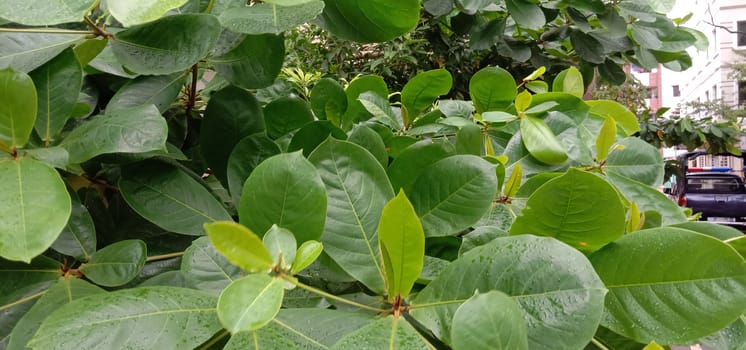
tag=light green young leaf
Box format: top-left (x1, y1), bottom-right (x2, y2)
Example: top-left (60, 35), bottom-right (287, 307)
top-left (0, 157), bottom-right (70, 262)
top-left (217, 274), bottom-right (284, 333)
top-left (520, 116), bottom-right (568, 164)
top-left (378, 190), bottom-right (425, 302)
top-left (451, 291), bottom-right (529, 350)
top-left (0, 67), bottom-right (36, 149)
top-left (514, 90), bottom-right (532, 112)
top-left (205, 221), bottom-right (274, 273)
top-left (291, 240), bottom-right (323, 274)
top-left (587, 100), bottom-right (641, 135)
top-left (523, 66), bottom-right (546, 81)
top-left (79, 240), bottom-right (147, 287)
top-left (504, 162), bottom-right (522, 198)
top-left (263, 225), bottom-right (297, 269)
top-left (107, 0), bottom-right (189, 26)
top-left (595, 116), bottom-right (617, 163)
top-left (28, 286), bottom-right (220, 350)
top-left (590, 228), bottom-right (746, 344)
top-left (553, 66), bottom-right (584, 98)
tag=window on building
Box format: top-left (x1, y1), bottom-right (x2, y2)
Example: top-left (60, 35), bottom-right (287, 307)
top-left (647, 87), bottom-right (659, 99)
top-left (712, 85), bottom-right (717, 100)
top-left (720, 156), bottom-right (730, 167)
top-left (673, 85), bottom-right (680, 97)
top-left (739, 81), bottom-right (746, 107)
top-left (706, 90), bottom-right (710, 101)
top-left (738, 21), bottom-right (746, 47)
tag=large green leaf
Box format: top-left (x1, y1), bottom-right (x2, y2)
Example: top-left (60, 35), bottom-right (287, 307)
top-left (590, 227), bottom-right (746, 344)
top-left (570, 30), bottom-right (605, 64)
top-left (119, 160), bottom-right (233, 236)
top-left (201, 85), bottom-right (265, 185)
top-left (7, 277), bottom-right (104, 350)
top-left (343, 75), bottom-right (389, 130)
top-left (401, 69), bottom-right (453, 119)
top-left (28, 286), bottom-right (220, 350)
top-left (699, 316), bottom-right (746, 350)
top-left (224, 308), bottom-right (375, 349)
top-left (310, 78), bottom-right (347, 124)
top-left (106, 72), bottom-right (186, 113)
top-left (287, 120), bottom-right (347, 156)
top-left (79, 240), bottom-right (147, 287)
top-left (409, 155), bottom-right (497, 237)
top-left (210, 33), bottom-right (285, 90)
top-left (226, 134), bottom-right (281, 206)
top-left (0, 67), bottom-right (36, 149)
top-left (348, 124), bottom-right (388, 168)
top-left (51, 191), bottom-right (96, 260)
top-left (378, 190), bottom-right (425, 302)
top-left (308, 139), bottom-right (393, 294)
top-left (520, 116), bottom-right (568, 164)
top-left (107, 0), bottom-right (189, 26)
top-left (451, 291), bottom-right (529, 350)
top-left (263, 96), bottom-right (314, 139)
top-left (412, 235), bottom-right (607, 349)
top-left (111, 14), bottom-right (221, 75)
top-left (217, 274), bottom-right (284, 333)
top-left (510, 168), bottom-right (626, 252)
top-left (605, 137), bottom-right (664, 187)
top-left (60, 105), bottom-right (167, 164)
top-left (181, 236), bottom-right (242, 295)
top-left (330, 316), bottom-right (429, 349)
top-left (469, 66), bottom-right (517, 114)
top-left (606, 172), bottom-right (688, 225)
top-left (218, 1), bottom-right (325, 34)
top-left (29, 48), bottom-right (81, 145)
top-left (586, 100), bottom-right (641, 136)
top-left (387, 138), bottom-right (456, 193)
top-left (318, 0), bottom-right (420, 43)
top-left (0, 0), bottom-right (95, 25)
top-left (240, 152), bottom-right (327, 243)
top-left (552, 67), bottom-right (585, 98)
top-left (671, 221), bottom-right (743, 241)
top-left (0, 157), bottom-right (70, 262)
top-left (0, 33), bottom-right (84, 73)
top-left (506, 0), bottom-right (545, 30)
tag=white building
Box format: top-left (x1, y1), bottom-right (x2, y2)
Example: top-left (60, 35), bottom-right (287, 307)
top-left (661, 0), bottom-right (746, 171)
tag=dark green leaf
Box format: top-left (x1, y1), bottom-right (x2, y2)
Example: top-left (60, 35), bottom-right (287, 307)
top-left (318, 0), bottom-right (420, 43)
top-left (343, 75), bottom-right (389, 130)
top-left (506, 0), bottom-right (545, 30)
top-left (119, 160), bottom-right (233, 236)
top-left (210, 33), bottom-right (285, 89)
top-left (451, 291), bottom-right (529, 350)
top-left (605, 137), bottom-right (664, 187)
top-left (226, 134), bottom-right (281, 207)
top-left (79, 240), bottom-right (146, 287)
top-left (0, 157), bottom-right (70, 262)
top-left (51, 191), bottom-right (96, 260)
top-left (606, 172), bottom-right (688, 225)
top-left (455, 124), bottom-right (482, 156)
top-left (590, 227), bottom-right (746, 344)
top-left (387, 139), bottom-right (456, 194)
top-left (469, 66), bottom-right (517, 114)
top-left (287, 120), bottom-right (347, 156)
top-left (401, 69), bottom-right (452, 118)
top-left (0, 33), bottom-right (84, 73)
top-left (0, 67), bottom-right (36, 149)
top-left (29, 49), bottom-right (81, 145)
top-left (310, 78), bottom-right (347, 124)
top-left (458, 226), bottom-right (508, 256)
top-left (111, 14), bottom-right (221, 75)
top-left (348, 124), bottom-right (388, 168)
top-left (28, 286), bottom-right (220, 350)
top-left (217, 274), bottom-right (284, 333)
top-left (181, 236), bottom-right (242, 295)
top-left (107, 72), bottom-right (186, 113)
top-left (219, 1), bottom-right (325, 34)
top-left (240, 152), bottom-right (327, 243)
top-left (264, 96), bottom-right (314, 139)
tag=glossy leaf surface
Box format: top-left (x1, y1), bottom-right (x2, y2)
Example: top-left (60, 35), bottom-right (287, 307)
top-left (0, 0), bottom-right (95, 25)
top-left (226, 134), bottom-right (281, 207)
top-left (330, 316), bottom-right (429, 349)
top-left (51, 192), bottom-right (96, 260)
top-left (219, 2), bottom-right (325, 34)
top-left (469, 66), bottom-right (517, 113)
top-left (378, 190), bottom-right (424, 301)
top-left (217, 274), bottom-right (284, 333)
top-left (0, 33), bottom-right (84, 73)
top-left (205, 221), bottom-right (273, 273)
top-left (106, 72), bottom-right (186, 113)
top-left (0, 67), bottom-right (36, 149)
top-left (29, 49), bottom-right (81, 145)
top-left (210, 33), bottom-right (285, 89)
top-left (401, 69), bottom-right (452, 117)
top-left (79, 240), bottom-right (147, 287)
top-left (520, 116), bottom-right (568, 164)
top-left (318, 0), bottom-right (420, 43)
top-left (451, 291), bottom-right (529, 350)
top-left (108, 0), bottom-right (189, 26)
top-left (181, 236), bottom-right (242, 295)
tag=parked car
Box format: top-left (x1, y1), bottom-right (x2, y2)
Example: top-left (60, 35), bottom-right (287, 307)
top-left (678, 172), bottom-right (746, 221)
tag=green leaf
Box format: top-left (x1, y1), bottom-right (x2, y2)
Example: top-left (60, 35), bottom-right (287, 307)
top-left (357, 91), bottom-right (400, 130)
top-left (0, 0), bottom-right (95, 25)
top-left (0, 33), bottom-right (84, 73)
top-left (264, 96), bottom-right (314, 139)
top-left (205, 221), bottom-right (274, 273)
top-left (7, 277), bottom-right (104, 350)
top-left (308, 139), bottom-right (393, 294)
top-left (671, 221), bottom-right (743, 241)
top-left (330, 316), bottom-right (429, 350)
top-left (482, 111), bottom-right (518, 123)
top-left (378, 190), bottom-right (425, 302)
top-left (0, 67), bottom-right (36, 149)
top-left (291, 240), bottom-right (323, 274)
top-left (224, 308), bottom-right (375, 349)
top-left (728, 236), bottom-right (746, 260)
top-left (29, 48), bottom-right (81, 145)
top-left (520, 116), bottom-right (568, 164)
top-left (570, 30), bottom-right (605, 64)
top-left (310, 78), bottom-right (348, 124)
top-left (210, 33), bottom-right (285, 89)
top-left (506, 0), bottom-right (545, 30)
top-left (514, 90), bottom-right (532, 112)
top-left (107, 72), bottom-right (186, 113)
top-left (79, 240), bottom-right (147, 287)
top-left (504, 162), bottom-right (522, 198)
top-left (401, 69), bottom-right (452, 118)
top-left (590, 227), bottom-right (746, 344)
top-left (451, 291), bottom-right (529, 350)
top-left (28, 286), bottom-right (220, 350)
top-left (263, 225), bottom-right (297, 269)
top-left (455, 124), bottom-right (482, 156)
top-left (0, 157), bottom-right (70, 262)
top-left (240, 151), bottom-right (327, 243)
top-left (586, 100), bottom-right (641, 135)
top-left (219, 1), bottom-right (325, 34)
top-left (412, 235), bottom-right (607, 349)
top-left (217, 274), bottom-right (284, 333)
top-left (605, 137), bottom-right (664, 187)
top-left (107, 0), bottom-right (189, 26)
top-left (469, 66), bottom-right (517, 114)
top-left (595, 116), bottom-right (617, 163)
top-left (343, 75), bottom-right (389, 130)
top-left (598, 58), bottom-right (628, 85)
top-left (51, 191), bottom-right (96, 260)
top-left (61, 105), bottom-right (167, 164)
top-left (181, 236), bottom-right (242, 295)
top-left (511, 168), bottom-right (626, 252)
top-left (387, 138), bottom-right (455, 194)
top-left (553, 67), bottom-right (584, 98)
top-left (111, 14), bottom-right (221, 75)
top-left (226, 134), bottom-right (281, 207)
top-left (119, 160), bottom-right (233, 235)
top-left (458, 226), bottom-right (508, 256)
top-left (699, 316), bottom-right (746, 350)
top-left (318, 0), bottom-right (420, 43)
top-left (348, 124), bottom-right (388, 168)
top-left (410, 155), bottom-right (498, 237)
top-left (201, 85), bottom-right (265, 185)
top-left (287, 120), bottom-right (347, 156)
top-left (606, 172), bottom-right (688, 225)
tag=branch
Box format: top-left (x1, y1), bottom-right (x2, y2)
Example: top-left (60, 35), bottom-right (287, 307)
top-left (704, 3), bottom-right (746, 35)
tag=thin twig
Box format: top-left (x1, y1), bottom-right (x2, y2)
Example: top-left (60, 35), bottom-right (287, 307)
top-left (84, 16), bottom-right (112, 38)
top-left (0, 27), bottom-right (95, 35)
top-left (283, 276), bottom-right (388, 313)
top-left (0, 290), bottom-right (48, 312)
top-left (146, 252), bottom-right (185, 262)
top-left (186, 64), bottom-right (199, 117)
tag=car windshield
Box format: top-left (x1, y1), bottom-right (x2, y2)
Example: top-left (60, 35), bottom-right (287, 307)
top-left (686, 176), bottom-right (743, 194)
